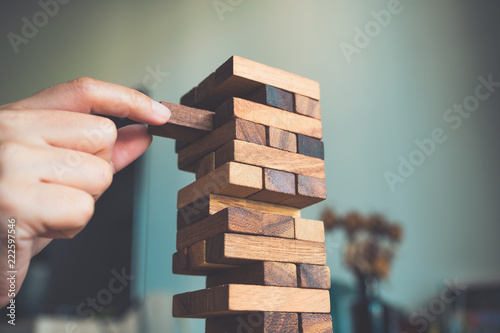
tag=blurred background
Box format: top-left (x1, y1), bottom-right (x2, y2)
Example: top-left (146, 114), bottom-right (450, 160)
top-left (1, 0), bottom-right (499, 332)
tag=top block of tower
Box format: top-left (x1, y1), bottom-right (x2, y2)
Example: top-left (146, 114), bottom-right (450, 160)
top-left (180, 56), bottom-right (320, 110)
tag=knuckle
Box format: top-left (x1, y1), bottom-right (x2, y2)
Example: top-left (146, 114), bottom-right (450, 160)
top-left (97, 161), bottom-right (114, 191)
top-left (68, 77), bottom-right (97, 96)
top-left (72, 194), bottom-right (95, 230)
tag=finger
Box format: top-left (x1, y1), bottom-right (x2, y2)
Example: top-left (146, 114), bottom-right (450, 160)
top-left (111, 124), bottom-right (152, 173)
top-left (2, 182), bottom-right (95, 239)
top-left (2, 77), bottom-right (171, 125)
top-left (0, 141), bottom-right (113, 199)
top-left (0, 109), bottom-right (117, 161)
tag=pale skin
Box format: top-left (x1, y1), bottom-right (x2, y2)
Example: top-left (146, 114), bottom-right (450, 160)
top-left (0, 77), bottom-right (171, 307)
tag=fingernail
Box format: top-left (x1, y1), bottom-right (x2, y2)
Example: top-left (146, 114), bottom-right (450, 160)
top-left (152, 100), bottom-right (171, 122)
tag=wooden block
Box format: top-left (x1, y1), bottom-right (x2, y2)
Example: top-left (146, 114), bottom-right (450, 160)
top-left (178, 118), bottom-right (266, 172)
top-left (246, 85), bottom-right (294, 112)
top-left (207, 262), bottom-right (297, 288)
top-left (177, 207), bottom-right (294, 250)
top-left (295, 94), bottom-right (322, 119)
top-left (206, 312), bottom-right (299, 333)
top-left (300, 313), bottom-right (333, 332)
top-left (298, 134), bottom-right (324, 160)
top-left (172, 292), bottom-right (190, 317)
top-left (173, 284), bottom-right (330, 318)
top-left (268, 127), bottom-right (297, 153)
top-left (196, 152), bottom-right (216, 180)
top-left (295, 218), bottom-right (325, 242)
top-left (180, 87), bottom-right (196, 106)
top-left (297, 264), bottom-right (331, 290)
top-left (216, 98), bottom-right (322, 139)
top-left (206, 233), bottom-right (326, 265)
top-left (189, 240), bottom-right (237, 272)
top-left (280, 174), bottom-right (327, 209)
top-left (173, 249), bottom-right (230, 276)
top-left (148, 102), bottom-right (214, 142)
top-left (196, 72), bottom-right (216, 103)
top-left (177, 162), bottom-right (262, 209)
top-left (216, 140), bottom-right (325, 179)
top-left (177, 194), bottom-right (301, 230)
top-left (175, 140), bottom-right (190, 153)
top-left (248, 168), bottom-right (296, 204)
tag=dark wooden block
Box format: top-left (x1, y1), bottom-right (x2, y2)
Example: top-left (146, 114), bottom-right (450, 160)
top-left (280, 174), bottom-right (327, 209)
top-left (206, 312), bottom-right (299, 333)
top-left (298, 134), bottom-right (324, 160)
top-left (172, 292), bottom-right (190, 317)
top-left (246, 85), bottom-right (294, 112)
top-left (196, 152), bottom-right (216, 180)
top-left (268, 127), bottom-right (297, 152)
top-left (297, 264), bottom-right (331, 289)
top-left (248, 168), bottom-right (297, 204)
top-left (295, 94), bottom-right (322, 119)
top-left (180, 87), bottom-right (196, 106)
top-left (175, 140), bottom-right (190, 153)
top-left (206, 261), bottom-right (297, 288)
top-left (178, 118), bottom-right (266, 172)
top-left (300, 313), bottom-right (333, 332)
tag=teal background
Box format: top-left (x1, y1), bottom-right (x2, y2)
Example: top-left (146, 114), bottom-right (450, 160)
top-left (1, 1), bottom-right (500, 332)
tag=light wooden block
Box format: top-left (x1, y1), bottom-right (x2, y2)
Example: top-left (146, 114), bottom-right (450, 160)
top-left (215, 98), bottom-right (322, 139)
top-left (177, 162), bottom-right (262, 209)
top-left (297, 264), bottom-right (331, 290)
top-left (300, 313), bottom-right (333, 332)
top-left (295, 94), bottom-right (322, 119)
top-left (295, 218), bottom-right (325, 243)
top-left (268, 127), bottom-right (297, 153)
top-left (176, 207), bottom-right (294, 250)
top-left (206, 261), bottom-right (297, 288)
top-left (215, 140), bottom-right (325, 179)
top-left (178, 118), bottom-right (266, 172)
top-left (206, 233), bottom-right (326, 265)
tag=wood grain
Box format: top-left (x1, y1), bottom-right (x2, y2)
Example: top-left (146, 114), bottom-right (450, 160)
top-left (248, 168), bottom-right (297, 204)
top-left (177, 194), bottom-right (301, 230)
top-left (178, 118), bottom-right (266, 172)
top-left (206, 312), bottom-right (299, 333)
top-left (206, 233), bottom-right (326, 265)
top-left (297, 264), bottom-right (331, 290)
top-left (206, 261), bottom-right (297, 288)
top-left (295, 218), bottom-right (325, 243)
top-left (176, 207), bottom-right (294, 250)
top-left (295, 94), bottom-right (322, 119)
top-left (215, 98), bottom-right (322, 139)
top-left (300, 313), bottom-right (333, 332)
top-left (173, 284), bottom-right (330, 318)
top-left (177, 162), bottom-right (262, 209)
top-left (189, 240), bottom-right (237, 272)
top-left (267, 127), bottom-right (297, 152)
top-left (196, 152), bottom-right (216, 180)
top-left (298, 134), bottom-right (325, 160)
top-left (281, 174), bottom-right (327, 208)
top-left (148, 102), bottom-right (214, 142)
top-left (215, 140), bottom-right (325, 178)
top-left (172, 249), bottom-right (215, 276)
top-left (246, 85), bottom-right (294, 112)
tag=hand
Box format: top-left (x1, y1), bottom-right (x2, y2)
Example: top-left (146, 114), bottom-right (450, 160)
top-left (0, 77), bottom-right (171, 307)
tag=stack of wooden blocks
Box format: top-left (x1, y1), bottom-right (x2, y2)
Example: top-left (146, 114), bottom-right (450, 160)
top-left (149, 56), bottom-right (333, 332)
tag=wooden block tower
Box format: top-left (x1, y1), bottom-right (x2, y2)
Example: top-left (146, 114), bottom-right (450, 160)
top-left (149, 56), bottom-right (333, 332)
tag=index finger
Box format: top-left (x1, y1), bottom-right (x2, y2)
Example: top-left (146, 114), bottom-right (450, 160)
top-left (1, 77), bottom-right (171, 125)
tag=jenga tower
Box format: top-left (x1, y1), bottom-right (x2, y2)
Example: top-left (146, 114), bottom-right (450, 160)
top-left (149, 56), bottom-right (333, 332)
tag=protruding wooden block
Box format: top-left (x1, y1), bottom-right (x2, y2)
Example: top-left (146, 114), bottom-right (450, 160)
top-left (246, 85), bottom-right (294, 112)
top-left (172, 292), bottom-right (190, 317)
top-left (295, 94), bottom-right (322, 119)
top-left (298, 134), bottom-right (325, 160)
top-left (189, 240), bottom-right (237, 272)
top-left (177, 162), bottom-right (262, 209)
top-left (206, 233), bottom-right (326, 265)
top-left (180, 87), bottom-right (196, 106)
top-left (297, 264), bottom-right (331, 290)
top-left (300, 313), bottom-right (333, 332)
top-left (148, 102), bottom-right (214, 142)
top-left (206, 262), bottom-right (297, 288)
top-left (178, 118), bottom-right (266, 172)
top-left (215, 140), bottom-right (325, 179)
top-left (177, 194), bottom-right (301, 230)
top-left (176, 207), bottom-right (294, 250)
top-left (180, 56), bottom-right (320, 110)
top-left (196, 152), bottom-right (216, 180)
top-left (173, 284), bottom-right (330, 318)
top-left (175, 140), bottom-right (190, 153)
top-left (215, 98), bottom-right (322, 139)
top-left (280, 174), bottom-right (327, 208)
top-left (248, 168), bottom-right (296, 204)
top-left (268, 127), bottom-right (297, 153)
top-left (206, 312), bottom-right (299, 333)
top-left (295, 218), bottom-right (325, 243)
